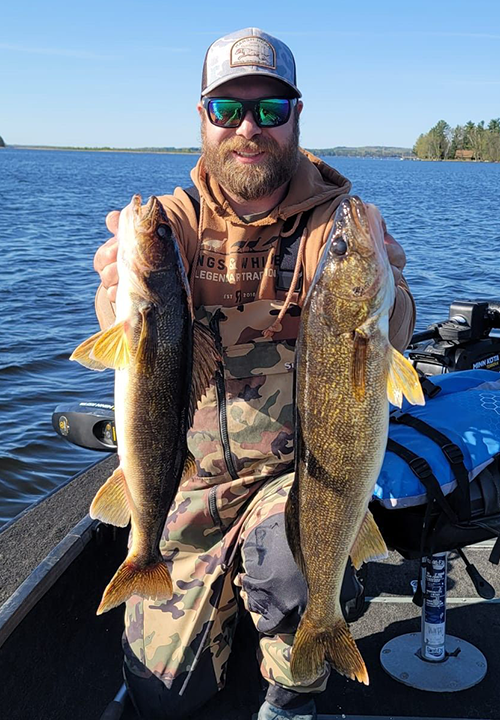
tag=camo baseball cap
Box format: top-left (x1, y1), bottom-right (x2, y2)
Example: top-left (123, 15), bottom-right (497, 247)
top-left (201, 28), bottom-right (301, 98)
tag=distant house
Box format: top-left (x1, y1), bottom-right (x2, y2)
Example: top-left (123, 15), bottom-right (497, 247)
top-left (455, 149), bottom-right (474, 160)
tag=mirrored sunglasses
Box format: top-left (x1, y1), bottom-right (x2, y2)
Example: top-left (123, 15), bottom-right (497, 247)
top-left (202, 97), bottom-right (296, 129)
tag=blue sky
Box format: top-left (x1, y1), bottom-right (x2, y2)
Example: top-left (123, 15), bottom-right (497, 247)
top-left (1, 0), bottom-right (499, 148)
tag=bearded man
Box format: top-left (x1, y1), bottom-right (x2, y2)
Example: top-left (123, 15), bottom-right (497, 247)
top-left (93, 27), bottom-right (415, 720)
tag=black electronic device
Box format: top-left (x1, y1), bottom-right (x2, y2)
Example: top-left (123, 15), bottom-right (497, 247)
top-left (408, 300), bottom-right (500, 376)
top-left (52, 401), bottom-right (117, 451)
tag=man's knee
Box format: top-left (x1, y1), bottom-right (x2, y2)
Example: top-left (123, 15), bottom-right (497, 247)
top-left (241, 513), bottom-right (307, 635)
top-left (241, 513), bottom-right (365, 634)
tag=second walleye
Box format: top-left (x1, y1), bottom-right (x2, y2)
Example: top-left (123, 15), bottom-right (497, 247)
top-left (286, 196), bottom-right (424, 685)
top-left (71, 195), bottom-right (219, 615)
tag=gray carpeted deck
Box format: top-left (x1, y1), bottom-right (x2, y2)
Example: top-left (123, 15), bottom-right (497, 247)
top-left (1, 457), bottom-right (499, 719)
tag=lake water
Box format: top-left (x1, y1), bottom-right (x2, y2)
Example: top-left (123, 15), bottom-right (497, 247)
top-left (0, 148), bottom-right (499, 528)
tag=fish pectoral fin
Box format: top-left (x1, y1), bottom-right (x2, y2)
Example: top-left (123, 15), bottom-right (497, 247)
top-left (387, 346), bottom-right (425, 408)
top-left (188, 321), bottom-right (222, 426)
top-left (291, 613), bottom-right (369, 686)
top-left (181, 451), bottom-right (197, 480)
top-left (136, 305), bottom-right (157, 371)
top-left (69, 329), bottom-right (109, 371)
top-left (352, 331), bottom-right (369, 401)
top-left (77, 321), bottom-right (131, 370)
top-left (350, 509), bottom-right (388, 570)
top-left (96, 555), bottom-right (173, 615)
top-left (90, 466), bottom-right (131, 527)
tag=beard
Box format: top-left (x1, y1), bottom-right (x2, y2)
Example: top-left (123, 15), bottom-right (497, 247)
top-left (201, 114), bottom-right (300, 201)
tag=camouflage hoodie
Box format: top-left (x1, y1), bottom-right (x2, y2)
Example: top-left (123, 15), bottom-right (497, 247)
top-left (96, 149), bottom-right (416, 530)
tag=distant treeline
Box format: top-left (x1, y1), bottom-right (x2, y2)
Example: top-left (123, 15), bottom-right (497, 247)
top-left (308, 146), bottom-right (412, 158)
top-left (12, 144), bottom-right (201, 154)
top-left (10, 143), bottom-right (415, 158)
top-left (413, 119), bottom-right (500, 162)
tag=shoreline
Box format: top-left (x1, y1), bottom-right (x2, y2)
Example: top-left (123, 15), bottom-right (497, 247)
top-left (3, 146), bottom-right (497, 162)
top-left (8, 146), bottom-right (200, 155)
top-left (5, 145), bottom-right (414, 159)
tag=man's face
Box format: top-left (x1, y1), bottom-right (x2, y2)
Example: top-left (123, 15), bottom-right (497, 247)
top-left (198, 77), bottom-right (303, 202)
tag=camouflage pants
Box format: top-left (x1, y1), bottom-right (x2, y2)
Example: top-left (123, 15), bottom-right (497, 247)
top-left (123, 471), bottom-right (333, 719)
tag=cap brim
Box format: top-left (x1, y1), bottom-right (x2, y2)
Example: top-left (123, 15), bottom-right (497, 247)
top-left (202, 70), bottom-right (301, 98)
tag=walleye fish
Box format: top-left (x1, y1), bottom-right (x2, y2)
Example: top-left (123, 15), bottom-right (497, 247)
top-left (286, 196), bottom-right (424, 685)
top-left (71, 195), bottom-right (219, 615)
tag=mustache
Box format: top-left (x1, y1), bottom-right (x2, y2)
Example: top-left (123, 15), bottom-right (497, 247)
top-left (219, 136), bottom-right (280, 155)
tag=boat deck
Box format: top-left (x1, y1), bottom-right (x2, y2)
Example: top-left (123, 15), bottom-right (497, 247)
top-left (1, 457), bottom-right (499, 720)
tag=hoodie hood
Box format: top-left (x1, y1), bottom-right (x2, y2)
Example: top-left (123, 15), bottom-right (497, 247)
top-left (190, 148), bottom-right (351, 226)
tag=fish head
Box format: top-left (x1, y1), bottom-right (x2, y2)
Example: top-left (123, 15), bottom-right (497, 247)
top-left (310, 196), bottom-right (394, 333)
top-left (117, 195), bottom-right (189, 304)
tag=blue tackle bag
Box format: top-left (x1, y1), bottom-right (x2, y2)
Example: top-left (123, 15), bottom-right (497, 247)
top-left (370, 370), bottom-right (500, 562)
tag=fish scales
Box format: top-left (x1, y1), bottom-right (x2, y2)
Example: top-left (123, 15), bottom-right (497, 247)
top-left (118, 278), bottom-right (192, 562)
top-left (296, 313), bottom-right (388, 608)
top-left (286, 196), bottom-right (424, 685)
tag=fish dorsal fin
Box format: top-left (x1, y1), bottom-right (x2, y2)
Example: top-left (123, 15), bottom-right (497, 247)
top-left (188, 321), bottom-right (221, 426)
top-left (350, 509), bottom-right (388, 570)
top-left (89, 466), bottom-right (131, 527)
top-left (387, 346), bottom-right (425, 408)
top-left (181, 451), bottom-right (197, 481)
top-left (285, 477), bottom-right (307, 579)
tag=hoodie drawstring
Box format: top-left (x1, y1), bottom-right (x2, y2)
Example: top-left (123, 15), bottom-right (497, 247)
top-left (190, 200), bottom-right (308, 340)
top-left (262, 225), bottom-right (308, 339)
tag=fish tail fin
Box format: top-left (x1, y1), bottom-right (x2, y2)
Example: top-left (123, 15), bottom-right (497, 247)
top-left (387, 345), bottom-right (425, 408)
top-left (96, 556), bottom-right (173, 615)
top-left (291, 613), bottom-right (369, 686)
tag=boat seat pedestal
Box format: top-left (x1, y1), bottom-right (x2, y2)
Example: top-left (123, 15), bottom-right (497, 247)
top-left (379, 552), bottom-right (488, 691)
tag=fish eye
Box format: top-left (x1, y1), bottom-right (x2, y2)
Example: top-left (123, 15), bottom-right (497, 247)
top-left (156, 224), bottom-right (170, 239)
top-left (331, 236), bottom-right (348, 256)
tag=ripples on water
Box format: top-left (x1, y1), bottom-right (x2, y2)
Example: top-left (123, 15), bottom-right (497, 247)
top-left (0, 149), bottom-right (499, 527)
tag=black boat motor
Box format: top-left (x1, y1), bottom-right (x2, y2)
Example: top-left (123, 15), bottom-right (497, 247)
top-left (408, 299), bottom-right (500, 375)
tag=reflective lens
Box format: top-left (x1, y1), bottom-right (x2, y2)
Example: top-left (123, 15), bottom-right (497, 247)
top-left (203, 98), bottom-right (294, 128)
top-left (256, 99), bottom-right (292, 127)
top-left (207, 100), bottom-right (243, 128)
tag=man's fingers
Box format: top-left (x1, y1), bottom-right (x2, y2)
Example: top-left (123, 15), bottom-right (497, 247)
top-left (94, 236), bottom-right (118, 274)
top-left (100, 261), bottom-right (118, 291)
top-left (391, 265), bottom-right (403, 286)
top-left (106, 284), bottom-right (117, 304)
top-left (106, 210), bottom-right (120, 234)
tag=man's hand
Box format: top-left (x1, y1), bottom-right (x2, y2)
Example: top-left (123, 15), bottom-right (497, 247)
top-left (94, 210), bottom-right (120, 303)
top-left (382, 219), bottom-right (406, 286)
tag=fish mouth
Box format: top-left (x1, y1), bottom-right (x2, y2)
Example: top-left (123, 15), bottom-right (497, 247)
top-left (126, 195), bottom-right (173, 275)
top-left (335, 196), bottom-right (376, 258)
top-left (132, 194), bottom-right (163, 224)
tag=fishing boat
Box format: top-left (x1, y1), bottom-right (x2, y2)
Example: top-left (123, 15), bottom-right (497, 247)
top-left (1, 301), bottom-right (500, 720)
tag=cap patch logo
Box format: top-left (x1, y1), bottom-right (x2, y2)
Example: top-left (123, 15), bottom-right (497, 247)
top-left (230, 37), bottom-right (276, 69)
